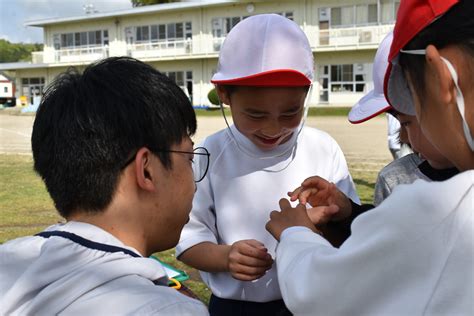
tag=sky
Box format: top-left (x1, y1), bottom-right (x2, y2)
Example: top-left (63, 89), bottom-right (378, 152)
top-left (0, 0), bottom-right (133, 43)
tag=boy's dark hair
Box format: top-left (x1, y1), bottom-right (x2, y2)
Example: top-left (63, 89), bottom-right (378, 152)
top-left (32, 57), bottom-right (196, 218)
top-left (399, 0), bottom-right (474, 98)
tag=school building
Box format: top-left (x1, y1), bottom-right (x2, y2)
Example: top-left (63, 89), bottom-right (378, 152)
top-left (0, 0), bottom-right (399, 107)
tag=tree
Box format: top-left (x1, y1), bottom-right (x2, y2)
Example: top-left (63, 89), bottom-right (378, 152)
top-left (131, 0), bottom-right (175, 7)
top-left (0, 40), bottom-right (43, 63)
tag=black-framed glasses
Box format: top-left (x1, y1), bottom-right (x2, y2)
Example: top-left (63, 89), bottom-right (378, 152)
top-left (122, 147), bottom-right (210, 183)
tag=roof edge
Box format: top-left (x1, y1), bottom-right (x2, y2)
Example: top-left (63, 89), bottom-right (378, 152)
top-left (25, 0), bottom-right (238, 27)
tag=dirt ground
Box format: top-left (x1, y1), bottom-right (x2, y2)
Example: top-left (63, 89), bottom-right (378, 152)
top-left (0, 113), bottom-right (392, 171)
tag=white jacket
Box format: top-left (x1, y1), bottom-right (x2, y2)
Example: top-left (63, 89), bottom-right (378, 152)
top-left (0, 221), bottom-right (208, 315)
top-left (277, 171), bottom-right (474, 315)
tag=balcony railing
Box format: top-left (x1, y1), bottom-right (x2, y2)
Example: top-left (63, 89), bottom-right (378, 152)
top-left (129, 39), bottom-right (193, 59)
top-left (32, 24), bottom-right (396, 65)
top-left (212, 37), bottom-right (226, 52)
top-left (55, 46), bottom-right (109, 63)
top-left (316, 24), bottom-right (394, 50)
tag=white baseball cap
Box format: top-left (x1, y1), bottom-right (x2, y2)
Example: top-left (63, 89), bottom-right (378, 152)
top-left (348, 32), bottom-right (393, 124)
top-left (211, 14), bottom-right (313, 87)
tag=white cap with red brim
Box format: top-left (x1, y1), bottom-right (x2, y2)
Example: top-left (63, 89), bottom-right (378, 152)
top-left (211, 14), bottom-right (313, 87)
top-left (348, 31), bottom-right (393, 124)
top-left (384, 0), bottom-right (459, 115)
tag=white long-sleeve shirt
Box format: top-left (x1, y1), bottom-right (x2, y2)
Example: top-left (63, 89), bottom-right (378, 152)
top-left (277, 170), bottom-right (473, 315)
top-left (0, 221), bottom-right (208, 315)
top-left (177, 125), bottom-right (359, 302)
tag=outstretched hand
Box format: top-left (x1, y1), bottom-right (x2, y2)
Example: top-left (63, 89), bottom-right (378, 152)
top-left (266, 198), bottom-right (320, 241)
top-left (288, 176), bottom-right (352, 224)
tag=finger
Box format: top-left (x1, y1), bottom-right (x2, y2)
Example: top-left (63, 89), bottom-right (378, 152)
top-left (232, 264), bottom-right (272, 276)
top-left (238, 240), bottom-right (271, 259)
top-left (265, 219), bottom-right (279, 240)
top-left (301, 176), bottom-right (329, 191)
top-left (243, 239), bottom-right (266, 250)
top-left (279, 198), bottom-right (292, 210)
top-left (307, 205), bottom-right (340, 225)
top-left (306, 186), bottom-right (333, 207)
top-left (269, 210), bottom-right (280, 220)
top-left (287, 187), bottom-right (303, 201)
top-left (236, 255), bottom-right (274, 268)
top-left (298, 188), bottom-right (319, 205)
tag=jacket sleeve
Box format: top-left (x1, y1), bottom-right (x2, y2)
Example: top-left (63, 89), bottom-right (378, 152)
top-left (373, 172), bottom-right (391, 206)
top-left (275, 176), bottom-right (473, 315)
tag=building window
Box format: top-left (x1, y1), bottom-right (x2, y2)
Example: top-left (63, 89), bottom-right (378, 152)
top-left (212, 16), bottom-right (246, 38)
top-left (57, 30), bottom-right (108, 49)
top-left (275, 12), bottom-right (294, 20)
top-left (133, 22), bottom-right (192, 44)
top-left (165, 71), bottom-right (193, 103)
top-left (326, 1), bottom-right (399, 28)
top-left (356, 4), bottom-right (377, 24)
top-left (330, 6), bottom-right (354, 27)
top-left (4, 87), bottom-right (8, 93)
top-left (325, 64), bottom-right (368, 93)
top-left (380, 0), bottom-right (401, 23)
top-left (212, 12), bottom-right (293, 38)
top-left (21, 77), bottom-right (45, 104)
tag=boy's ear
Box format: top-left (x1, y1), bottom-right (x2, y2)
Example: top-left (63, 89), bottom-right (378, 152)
top-left (425, 45), bottom-right (456, 106)
top-left (134, 147), bottom-right (157, 192)
top-left (215, 85), bottom-right (231, 106)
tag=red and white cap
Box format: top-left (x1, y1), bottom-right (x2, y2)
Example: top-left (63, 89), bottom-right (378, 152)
top-left (211, 14), bottom-right (313, 87)
top-left (348, 32), bottom-right (393, 124)
top-left (384, 0), bottom-right (459, 115)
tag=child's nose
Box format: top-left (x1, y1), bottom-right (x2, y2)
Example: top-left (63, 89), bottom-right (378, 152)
top-left (261, 119), bottom-right (282, 137)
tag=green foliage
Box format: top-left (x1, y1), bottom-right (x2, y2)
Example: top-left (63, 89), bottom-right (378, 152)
top-left (131, 0), bottom-right (175, 7)
top-left (307, 107), bottom-right (351, 116)
top-left (194, 107), bottom-right (352, 117)
top-left (0, 155), bottom-right (59, 243)
top-left (0, 39), bottom-right (43, 63)
top-left (207, 88), bottom-right (220, 105)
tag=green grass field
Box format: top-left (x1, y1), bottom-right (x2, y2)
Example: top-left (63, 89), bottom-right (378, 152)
top-left (194, 107), bottom-right (352, 117)
top-left (0, 154), bottom-right (376, 305)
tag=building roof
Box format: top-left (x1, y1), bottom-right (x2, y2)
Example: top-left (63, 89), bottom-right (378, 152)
top-left (0, 73), bottom-right (13, 81)
top-left (0, 62), bottom-right (50, 71)
top-left (25, 0), bottom-right (238, 27)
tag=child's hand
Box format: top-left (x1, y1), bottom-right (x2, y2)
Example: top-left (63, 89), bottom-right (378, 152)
top-left (266, 198), bottom-right (320, 241)
top-left (288, 176), bottom-right (352, 224)
top-left (227, 239), bottom-right (274, 281)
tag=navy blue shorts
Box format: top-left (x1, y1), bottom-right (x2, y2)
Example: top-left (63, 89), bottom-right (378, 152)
top-left (209, 294), bottom-right (292, 316)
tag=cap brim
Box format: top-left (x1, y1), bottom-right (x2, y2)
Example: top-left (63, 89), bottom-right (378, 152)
top-left (385, 58), bottom-right (416, 115)
top-left (348, 90), bottom-right (391, 124)
top-left (211, 69), bottom-right (311, 87)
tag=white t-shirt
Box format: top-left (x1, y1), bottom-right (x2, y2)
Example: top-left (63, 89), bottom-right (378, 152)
top-left (387, 113), bottom-right (401, 150)
top-left (176, 125), bottom-right (359, 302)
top-left (0, 221), bottom-right (208, 315)
top-left (276, 170), bottom-right (474, 315)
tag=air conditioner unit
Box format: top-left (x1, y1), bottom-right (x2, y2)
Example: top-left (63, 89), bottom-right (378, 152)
top-left (359, 31), bottom-right (372, 43)
top-left (319, 8), bottom-right (329, 22)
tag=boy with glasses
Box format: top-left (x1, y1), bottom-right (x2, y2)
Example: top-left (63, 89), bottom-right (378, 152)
top-left (0, 57), bottom-right (208, 315)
